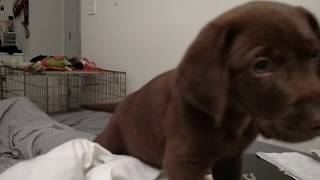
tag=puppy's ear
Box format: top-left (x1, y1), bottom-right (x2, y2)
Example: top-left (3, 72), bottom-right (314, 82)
top-left (297, 7), bottom-right (320, 39)
top-left (176, 22), bottom-right (236, 127)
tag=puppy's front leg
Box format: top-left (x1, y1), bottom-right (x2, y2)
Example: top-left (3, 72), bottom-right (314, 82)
top-left (164, 157), bottom-right (208, 180)
top-left (163, 147), bottom-right (211, 180)
top-left (212, 155), bottom-right (242, 180)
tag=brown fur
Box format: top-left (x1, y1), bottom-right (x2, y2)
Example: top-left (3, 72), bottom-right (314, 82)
top-left (93, 2), bottom-right (320, 180)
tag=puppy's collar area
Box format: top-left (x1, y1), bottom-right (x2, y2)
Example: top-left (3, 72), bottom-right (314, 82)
top-left (313, 130), bottom-right (320, 136)
top-left (312, 125), bottom-right (320, 135)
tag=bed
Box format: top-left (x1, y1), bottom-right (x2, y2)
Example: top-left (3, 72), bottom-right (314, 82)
top-left (0, 97), bottom-right (110, 173)
top-left (0, 97), bottom-right (166, 180)
top-left (50, 110), bottom-right (111, 136)
top-left (0, 97), bottom-right (294, 180)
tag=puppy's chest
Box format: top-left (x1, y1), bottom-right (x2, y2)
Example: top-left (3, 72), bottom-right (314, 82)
top-left (229, 135), bottom-right (256, 154)
top-left (216, 124), bottom-right (258, 156)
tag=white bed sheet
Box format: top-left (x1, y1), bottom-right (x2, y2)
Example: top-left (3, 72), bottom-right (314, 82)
top-left (0, 139), bottom-right (165, 180)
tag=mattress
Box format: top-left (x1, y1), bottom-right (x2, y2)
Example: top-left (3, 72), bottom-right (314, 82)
top-left (0, 97), bottom-right (295, 179)
top-left (50, 110), bottom-right (285, 155)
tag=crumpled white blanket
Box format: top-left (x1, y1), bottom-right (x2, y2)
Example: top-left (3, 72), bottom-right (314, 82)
top-left (0, 139), bottom-right (166, 180)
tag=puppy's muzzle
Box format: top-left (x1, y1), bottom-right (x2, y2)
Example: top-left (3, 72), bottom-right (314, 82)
top-left (285, 95), bottom-right (320, 136)
top-left (310, 108), bottom-right (320, 135)
top-left (297, 98), bottom-right (320, 136)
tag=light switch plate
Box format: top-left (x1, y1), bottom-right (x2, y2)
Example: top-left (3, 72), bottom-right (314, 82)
top-left (87, 0), bottom-right (96, 15)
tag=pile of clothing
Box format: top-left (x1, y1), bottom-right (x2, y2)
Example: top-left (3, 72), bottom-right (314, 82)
top-left (29, 55), bottom-right (97, 72)
top-left (2, 55), bottom-right (99, 72)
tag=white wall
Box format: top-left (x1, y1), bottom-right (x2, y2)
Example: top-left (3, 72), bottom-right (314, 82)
top-left (81, 0), bottom-right (320, 94)
top-left (81, 0), bottom-right (243, 93)
top-left (15, 0), bottom-right (65, 61)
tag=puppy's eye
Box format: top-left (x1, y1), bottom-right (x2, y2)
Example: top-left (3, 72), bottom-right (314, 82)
top-left (310, 51), bottom-right (320, 62)
top-left (252, 57), bottom-right (274, 76)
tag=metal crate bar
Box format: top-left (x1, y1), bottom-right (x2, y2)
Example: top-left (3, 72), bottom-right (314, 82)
top-left (0, 66), bottom-right (126, 113)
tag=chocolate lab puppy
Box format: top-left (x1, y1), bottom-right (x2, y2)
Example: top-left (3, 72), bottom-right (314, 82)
top-left (91, 1), bottom-right (320, 180)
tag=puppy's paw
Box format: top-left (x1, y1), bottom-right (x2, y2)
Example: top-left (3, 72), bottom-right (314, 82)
top-left (204, 174), bottom-right (214, 180)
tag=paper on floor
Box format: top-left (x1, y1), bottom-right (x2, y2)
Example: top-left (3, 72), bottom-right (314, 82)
top-left (310, 149), bottom-right (320, 161)
top-left (256, 151), bottom-right (320, 180)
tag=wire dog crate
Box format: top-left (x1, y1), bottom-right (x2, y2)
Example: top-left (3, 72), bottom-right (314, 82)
top-left (0, 66), bottom-right (126, 113)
